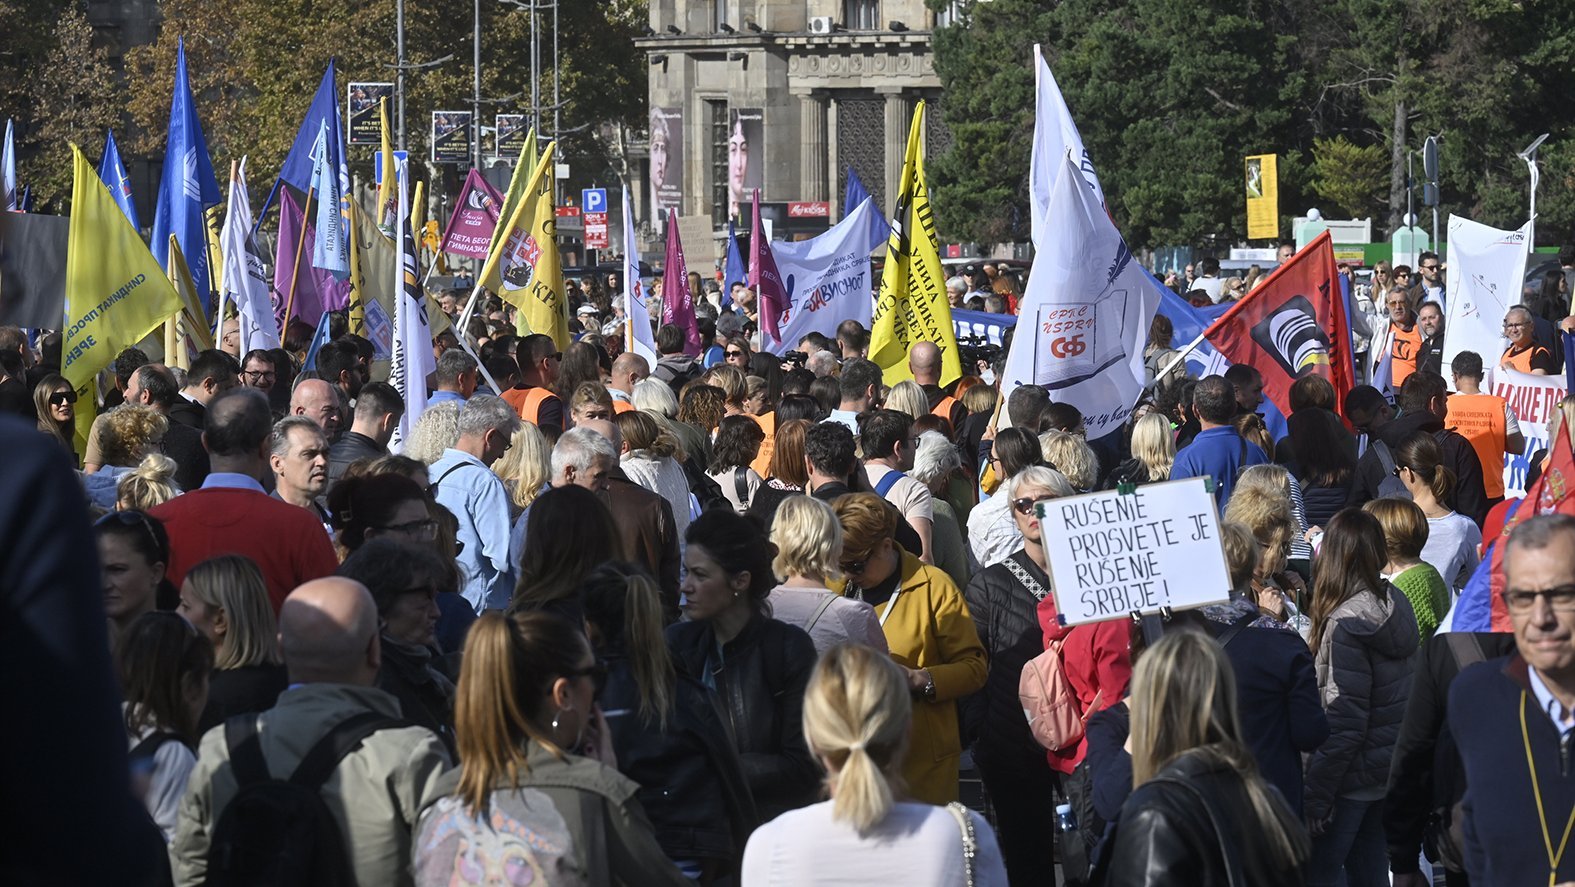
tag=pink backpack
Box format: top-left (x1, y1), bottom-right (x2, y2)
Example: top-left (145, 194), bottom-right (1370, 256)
top-left (1019, 638), bottom-right (1101, 751)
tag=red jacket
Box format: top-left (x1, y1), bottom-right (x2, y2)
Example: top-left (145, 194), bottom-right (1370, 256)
top-left (1036, 595), bottom-right (1133, 774)
top-left (150, 488), bottom-right (340, 613)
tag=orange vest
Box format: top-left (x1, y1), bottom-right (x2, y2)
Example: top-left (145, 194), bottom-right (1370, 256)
top-left (502, 386), bottom-right (558, 425)
top-left (612, 400), bottom-right (636, 415)
top-left (748, 411), bottom-right (776, 477)
top-left (1389, 322), bottom-right (1421, 389)
top-left (1502, 343), bottom-right (1551, 375)
top-left (1447, 392), bottom-right (1509, 499)
top-left (931, 395), bottom-right (959, 421)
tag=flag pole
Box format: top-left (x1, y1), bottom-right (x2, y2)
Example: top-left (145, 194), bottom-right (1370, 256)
top-left (1154, 330), bottom-right (1209, 386)
top-left (282, 183), bottom-right (316, 339)
top-left (216, 159), bottom-right (237, 347)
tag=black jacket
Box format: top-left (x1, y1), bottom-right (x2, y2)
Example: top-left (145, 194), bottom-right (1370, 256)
top-left (1384, 631), bottom-right (1517, 875)
top-left (376, 638), bottom-right (456, 755)
top-left (601, 651), bottom-right (759, 867)
top-left (327, 431), bottom-right (387, 486)
top-left (1351, 411), bottom-right (1488, 524)
top-left (1094, 749), bottom-right (1307, 887)
top-left (1102, 458), bottom-right (1156, 490)
top-left (162, 419), bottom-right (211, 493)
top-left (962, 550), bottom-right (1048, 761)
top-left (666, 613), bottom-right (820, 821)
top-left (196, 662), bottom-right (287, 734)
top-left (166, 397), bottom-right (205, 431)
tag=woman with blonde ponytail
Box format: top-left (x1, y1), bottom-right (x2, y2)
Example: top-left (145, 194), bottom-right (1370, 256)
top-left (741, 644), bottom-right (1008, 886)
top-left (583, 562), bottom-right (758, 882)
top-left (412, 611), bottom-right (689, 887)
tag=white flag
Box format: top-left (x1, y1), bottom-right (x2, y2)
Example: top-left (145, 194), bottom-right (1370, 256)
top-left (390, 156), bottom-right (434, 451)
top-left (622, 187), bottom-right (658, 365)
top-left (1029, 44), bottom-right (1103, 248)
top-left (1441, 215), bottom-right (1532, 389)
top-left (763, 197), bottom-right (884, 355)
top-left (1, 119), bottom-right (14, 212)
top-left (309, 120), bottom-right (349, 279)
top-left (219, 157), bottom-right (281, 353)
top-left (1003, 151), bottom-right (1157, 439)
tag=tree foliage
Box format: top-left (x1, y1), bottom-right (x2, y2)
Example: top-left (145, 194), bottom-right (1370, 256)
top-left (22, 2), bottom-right (120, 211)
top-left (1311, 136), bottom-right (1386, 220)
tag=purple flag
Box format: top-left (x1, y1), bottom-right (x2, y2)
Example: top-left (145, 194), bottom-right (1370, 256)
top-left (661, 209), bottom-right (700, 355)
top-left (272, 189), bottom-right (350, 332)
top-left (750, 188), bottom-right (789, 347)
top-left (439, 169), bottom-right (505, 260)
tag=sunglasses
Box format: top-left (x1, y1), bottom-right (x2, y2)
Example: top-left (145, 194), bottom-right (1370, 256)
top-left (1421, 264), bottom-right (1440, 271)
top-left (1011, 497), bottom-right (1050, 517)
top-left (95, 509), bottom-right (163, 556)
top-left (839, 558), bottom-right (869, 576)
top-left (376, 518), bottom-right (438, 541)
top-left (726, 350), bottom-right (746, 358)
top-left (49, 390), bottom-right (77, 406)
top-left (566, 660), bottom-right (609, 698)
top-left (1502, 587), bottom-right (1575, 613)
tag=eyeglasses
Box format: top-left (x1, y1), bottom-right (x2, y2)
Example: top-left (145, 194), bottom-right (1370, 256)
top-left (375, 518), bottom-right (438, 541)
top-left (1504, 322), bottom-right (1528, 330)
top-left (95, 509), bottom-right (162, 556)
top-left (1391, 464), bottom-right (1408, 478)
top-left (242, 370), bottom-right (276, 382)
top-left (48, 390), bottom-right (77, 406)
top-left (839, 557), bottom-right (869, 576)
top-left (1502, 587), bottom-right (1575, 614)
top-left (565, 660), bottom-right (609, 698)
top-left (1011, 497), bottom-right (1051, 517)
top-left (1421, 264), bottom-right (1440, 271)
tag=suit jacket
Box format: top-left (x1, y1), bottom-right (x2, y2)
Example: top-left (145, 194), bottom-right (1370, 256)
top-left (162, 421), bottom-right (210, 492)
top-left (167, 398), bottom-right (206, 431)
top-left (600, 475), bottom-right (680, 617)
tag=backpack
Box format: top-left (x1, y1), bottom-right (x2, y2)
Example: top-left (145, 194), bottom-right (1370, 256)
top-left (204, 711), bottom-right (404, 887)
top-left (1369, 440), bottom-right (1412, 499)
top-left (1011, 558), bottom-right (1101, 752)
top-left (683, 458), bottom-right (730, 512)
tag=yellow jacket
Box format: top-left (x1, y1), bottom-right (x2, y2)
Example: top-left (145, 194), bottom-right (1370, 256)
top-left (869, 551), bottom-right (988, 804)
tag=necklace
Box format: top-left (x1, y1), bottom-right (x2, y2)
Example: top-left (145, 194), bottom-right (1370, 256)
top-left (1521, 689), bottom-right (1575, 886)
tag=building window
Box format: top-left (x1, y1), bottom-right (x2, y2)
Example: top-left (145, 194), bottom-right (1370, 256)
top-left (709, 100), bottom-right (729, 227)
top-left (714, 0), bottom-right (730, 31)
top-left (837, 97), bottom-right (886, 213)
top-left (934, 1), bottom-right (968, 28)
top-left (845, 0), bottom-right (879, 30)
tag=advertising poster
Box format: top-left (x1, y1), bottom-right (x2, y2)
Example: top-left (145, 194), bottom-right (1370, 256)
top-left (346, 83), bottom-right (393, 145)
top-left (1245, 153), bottom-right (1278, 240)
top-left (650, 106), bottom-right (683, 217)
top-left (496, 114), bottom-right (528, 159)
top-left (430, 111), bottom-right (472, 164)
top-left (728, 106), bottom-right (764, 222)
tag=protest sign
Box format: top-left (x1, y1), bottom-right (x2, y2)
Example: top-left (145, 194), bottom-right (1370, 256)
top-left (1039, 477), bottom-right (1231, 626)
top-left (1492, 368), bottom-right (1566, 498)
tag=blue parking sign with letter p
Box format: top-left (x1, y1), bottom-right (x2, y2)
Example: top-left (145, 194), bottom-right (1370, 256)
top-left (582, 188), bottom-right (607, 214)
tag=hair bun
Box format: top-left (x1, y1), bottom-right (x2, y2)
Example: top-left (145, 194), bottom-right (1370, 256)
top-left (133, 453), bottom-right (178, 482)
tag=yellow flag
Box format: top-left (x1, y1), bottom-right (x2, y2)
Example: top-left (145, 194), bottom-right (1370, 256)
top-left (481, 127), bottom-right (537, 292)
top-left (166, 235), bottom-right (215, 369)
top-left (63, 144), bottom-right (183, 448)
top-left (479, 143), bottom-right (566, 347)
top-left (375, 97), bottom-right (396, 231)
top-left (870, 101), bottom-right (960, 386)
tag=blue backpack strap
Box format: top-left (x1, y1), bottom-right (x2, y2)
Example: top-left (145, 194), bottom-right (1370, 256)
top-left (874, 469), bottom-right (907, 498)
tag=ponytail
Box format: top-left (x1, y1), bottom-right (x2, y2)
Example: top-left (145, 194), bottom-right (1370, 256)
top-left (582, 562), bottom-right (675, 729)
top-left (1429, 464), bottom-right (1455, 505)
top-left (803, 644), bottom-right (911, 834)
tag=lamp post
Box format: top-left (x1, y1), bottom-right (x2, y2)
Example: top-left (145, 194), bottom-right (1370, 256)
top-left (1518, 132), bottom-right (1550, 249)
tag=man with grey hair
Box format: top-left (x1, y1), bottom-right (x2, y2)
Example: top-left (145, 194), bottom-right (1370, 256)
top-left (807, 349), bottom-right (839, 379)
top-left (171, 577), bottom-right (451, 886)
top-left (429, 348), bottom-right (478, 407)
top-left (270, 416), bottom-right (332, 532)
top-left (1500, 305), bottom-right (1557, 375)
top-left (429, 395), bottom-right (521, 612)
top-left (509, 428), bottom-right (619, 567)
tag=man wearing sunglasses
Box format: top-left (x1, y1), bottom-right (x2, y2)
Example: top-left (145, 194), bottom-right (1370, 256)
top-left (1415, 251), bottom-right (1446, 310)
top-left (500, 333), bottom-right (564, 439)
top-left (1449, 514), bottom-right (1575, 885)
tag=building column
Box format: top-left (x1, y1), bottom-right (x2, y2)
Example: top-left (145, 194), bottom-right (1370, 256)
top-left (799, 91), bottom-right (828, 202)
top-left (880, 89), bottom-right (910, 205)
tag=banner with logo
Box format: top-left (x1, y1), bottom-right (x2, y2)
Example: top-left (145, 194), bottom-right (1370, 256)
top-left (762, 197), bottom-right (884, 354)
top-left (1002, 151), bottom-right (1159, 439)
top-left (650, 106), bottom-right (683, 216)
top-left (1245, 154), bottom-right (1279, 240)
top-left (438, 169), bottom-right (504, 259)
top-left (496, 114), bottom-right (528, 159)
top-left (1442, 214), bottom-right (1531, 389)
top-left (347, 82), bottom-right (393, 145)
top-left (1492, 368), bottom-right (1565, 498)
top-left (430, 111), bottom-right (472, 164)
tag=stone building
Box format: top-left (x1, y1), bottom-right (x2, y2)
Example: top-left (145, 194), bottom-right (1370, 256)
top-left (636, 0), bottom-right (950, 244)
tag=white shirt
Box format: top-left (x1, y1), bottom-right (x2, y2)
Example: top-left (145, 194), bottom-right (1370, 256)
top-left (742, 801), bottom-right (1007, 886)
top-left (1529, 667), bottom-right (1575, 737)
top-left (823, 409), bottom-right (860, 435)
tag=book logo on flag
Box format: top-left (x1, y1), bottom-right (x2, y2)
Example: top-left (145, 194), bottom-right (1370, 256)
top-left (1249, 295), bottom-right (1332, 377)
top-left (468, 187), bottom-right (494, 212)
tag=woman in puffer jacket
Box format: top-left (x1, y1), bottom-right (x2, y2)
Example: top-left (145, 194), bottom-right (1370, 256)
top-left (1302, 508), bottom-right (1419, 887)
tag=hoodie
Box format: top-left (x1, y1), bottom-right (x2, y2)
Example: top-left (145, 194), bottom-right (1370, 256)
top-left (1303, 582), bottom-right (1419, 823)
top-left (1352, 409), bottom-right (1488, 524)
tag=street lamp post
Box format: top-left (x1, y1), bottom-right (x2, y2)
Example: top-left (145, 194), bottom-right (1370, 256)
top-left (1518, 132), bottom-right (1550, 249)
top-left (474, 0), bottom-right (482, 172)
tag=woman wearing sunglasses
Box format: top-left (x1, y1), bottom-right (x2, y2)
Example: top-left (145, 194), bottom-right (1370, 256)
top-left (831, 493), bottom-right (986, 807)
top-left (34, 374), bottom-right (77, 465)
top-left (414, 610), bottom-right (689, 886)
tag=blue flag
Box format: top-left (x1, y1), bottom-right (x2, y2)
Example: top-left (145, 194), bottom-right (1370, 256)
top-left (843, 166), bottom-right (891, 244)
top-left (150, 38), bottom-right (222, 316)
top-left (98, 129), bottom-right (140, 231)
top-left (308, 121), bottom-right (349, 279)
top-left (301, 310), bottom-right (333, 371)
top-left (262, 62), bottom-right (348, 229)
top-left (722, 219), bottom-right (747, 310)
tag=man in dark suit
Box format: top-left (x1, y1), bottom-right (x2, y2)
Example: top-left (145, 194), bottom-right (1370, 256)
top-left (169, 349), bottom-right (240, 431)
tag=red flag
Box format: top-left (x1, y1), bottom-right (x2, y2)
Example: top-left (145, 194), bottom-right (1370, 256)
top-left (661, 209), bottom-right (700, 356)
top-left (750, 189), bottom-right (789, 345)
top-left (1202, 231), bottom-right (1355, 419)
top-left (1481, 425), bottom-right (1575, 630)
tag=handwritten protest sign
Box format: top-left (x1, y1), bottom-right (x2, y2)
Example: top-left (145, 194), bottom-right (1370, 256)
top-left (1038, 476), bottom-right (1231, 626)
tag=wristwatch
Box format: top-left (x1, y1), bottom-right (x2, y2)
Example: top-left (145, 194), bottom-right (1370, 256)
top-left (921, 670), bottom-right (936, 701)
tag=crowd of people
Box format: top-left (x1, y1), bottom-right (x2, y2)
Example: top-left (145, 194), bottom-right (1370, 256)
top-left (4, 244), bottom-right (1574, 886)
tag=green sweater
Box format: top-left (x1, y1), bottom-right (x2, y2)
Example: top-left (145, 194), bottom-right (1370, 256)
top-left (1388, 563), bottom-right (1450, 639)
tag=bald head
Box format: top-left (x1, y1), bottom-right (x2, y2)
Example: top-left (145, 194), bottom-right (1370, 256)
top-left (279, 577), bottom-right (380, 685)
top-left (577, 416), bottom-right (622, 453)
top-left (610, 352), bottom-right (650, 395)
top-left (909, 341), bottom-right (942, 385)
top-left (291, 378), bottom-right (344, 438)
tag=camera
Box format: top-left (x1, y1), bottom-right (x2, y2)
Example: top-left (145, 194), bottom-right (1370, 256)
top-left (782, 350), bottom-right (809, 366)
top-left (957, 335), bottom-right (1000, 370)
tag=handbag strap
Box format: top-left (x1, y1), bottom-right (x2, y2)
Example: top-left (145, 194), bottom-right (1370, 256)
top-left (803, 591), bottom-right (841, 635)
top-left (944, 802), bottom-right (978, 887)
top-left (1214, 609), bottom-right (1257, 650)
top-left (1004, 556), bottom-right (1050, 602)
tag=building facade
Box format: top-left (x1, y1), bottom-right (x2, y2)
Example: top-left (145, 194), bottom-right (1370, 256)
top-left (636, 0), bottom-right (948, 248)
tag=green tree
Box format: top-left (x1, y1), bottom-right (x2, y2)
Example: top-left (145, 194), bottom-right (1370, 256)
top-left (1310, 136), bottom-right (1386, 219)
top-left (22, 2), bottom-right (121, 211)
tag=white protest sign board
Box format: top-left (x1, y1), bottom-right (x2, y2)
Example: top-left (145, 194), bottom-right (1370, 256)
top-left (1038, 476), bottom-right (1232, 626)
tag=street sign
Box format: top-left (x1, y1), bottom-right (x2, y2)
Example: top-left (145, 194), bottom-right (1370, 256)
top-left (585, 211), bottom-right (609, 249)
top-left (374, 150), bottom-right (409, 185)
top-left (582, 188), bottom-right (607, 214)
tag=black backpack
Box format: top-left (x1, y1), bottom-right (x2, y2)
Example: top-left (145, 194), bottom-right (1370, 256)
top-left (681, 457), bottom-right (731, 512)
top-left (204, 711), bottom-right (403, 887)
